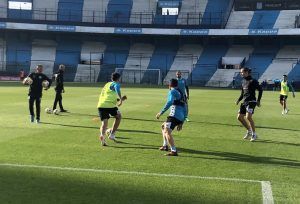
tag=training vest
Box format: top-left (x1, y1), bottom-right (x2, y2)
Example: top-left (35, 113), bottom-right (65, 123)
top-left (97, 82), bottom-right (118, 108)
top-left (172, 88), bottom-right (185, 106)
top-left (280, 81), bottom-right (289, 96)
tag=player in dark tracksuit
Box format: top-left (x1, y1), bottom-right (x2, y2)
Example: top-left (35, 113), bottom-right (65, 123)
top-left (25, 65), bottom-right (52, 123)
top-left (236, 67), bottom-right (263, 142)
top-left (52, 64), bottom-right (67, 112)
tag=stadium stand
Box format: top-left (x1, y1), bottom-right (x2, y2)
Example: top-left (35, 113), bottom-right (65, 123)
top-left (82, 0), bottom-right (109, 23)
top-left (274, 10), bottom-right (300, 28)
top-left (57, 0), bottom-right (84, 22)
top-left (191, 43), bottom-right (228, 85)
top-left (55, 36), bottom-right (81, 82)
top-left (129, 0), bottom-right (157, 25)
top-left (7, 1), bottom-right (32, 20)
top-left (75, 41), bottom-right (106, 82)
top-left (260, 46), bottom-right (300, 81)
top-left (30, 39), bottom-right (56, 77)
top-left (164, 43), bottom-right (203, 83)
top-left (142, 38), bottom-right (178, 83)
top-left (6, 32), bottom-right (32, 75)
top-left (105, 0), bottom-right (133, 24)
top-left (177, 0), bottom-right (207, 25)
top-left (244, 45), bottom-right (279, 78)
top-left (98, 37), bottom-right (130, 82)
top-left (288, 63), bottom-right (300, 81)
top-left (33, 0), bottom-right (58, 21)
top-left (0, 0), bottom-right (7, 18)
top-left (226, 11), bottom-right (254, 29)
top-left (0, 38), bottom-right (6, 71)
top-left (154, 0), bottom-right (182, 25)
top-left (202, 0), bottom-right (232, 27)
top-left (207, 45), bottom-right (253, 87)
top-left (248, 10), bottom-right (280, 29)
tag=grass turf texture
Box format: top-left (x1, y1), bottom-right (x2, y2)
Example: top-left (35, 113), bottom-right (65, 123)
top-left (0, 84), bottom-right (299, 203)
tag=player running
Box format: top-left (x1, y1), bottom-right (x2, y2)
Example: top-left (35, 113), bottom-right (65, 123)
top-left (97, 72), bottom-right (126, 146)
top-left (279, 74), bottom-right (295, 115)
top-left (23, 64), bottom-right (52, 123)
top-left (236, 67), bottom-right (263, 142)
top-left (176, 71), bottom-right (190, 121)
top-left (156, 78), bottom-right (187, 156)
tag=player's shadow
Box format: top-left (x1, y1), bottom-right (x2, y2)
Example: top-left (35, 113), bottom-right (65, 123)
top-left (191, 121), bottom-right (300, 132)
top-left (254, 139), bottom-right (300, 147)
top-left (40, 122), bottom-right (158, 136)
top-left (178, 148), bottom-right (300, 168)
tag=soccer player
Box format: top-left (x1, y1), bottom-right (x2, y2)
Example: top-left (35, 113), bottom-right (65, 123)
top-left (23, 64), bottom-right (52, 123)
top-left (176, 71), bottom-right (190, 121)
top-left (156, 78), bottom-right (187, 156)
top-left (52, 64), bottom-right (67, 112)
top-left (280, 74), bottom-right (295, 115)
top-left (97, 72), bottom-right (126, 146)
top-left (236, 67), bottom-right (263, 142)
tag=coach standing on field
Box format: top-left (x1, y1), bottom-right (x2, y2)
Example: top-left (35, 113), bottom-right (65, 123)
top-left (52, 64), bottom-right (67, 112)
top-left (23, 64), bottom-right (52, 123)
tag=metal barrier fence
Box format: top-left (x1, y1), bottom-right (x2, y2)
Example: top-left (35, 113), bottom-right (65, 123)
top-left (0, 6), bottom-right (228, 28)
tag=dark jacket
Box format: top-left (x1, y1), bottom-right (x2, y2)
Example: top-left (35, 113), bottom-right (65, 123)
top-left (28, 72), bottom-right (52, 97)
top-left (54, 70), bottom-right (64, 92)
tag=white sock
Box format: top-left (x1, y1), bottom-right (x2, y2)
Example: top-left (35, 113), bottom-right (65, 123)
top-left (163, 137), bottom-right (168, 146)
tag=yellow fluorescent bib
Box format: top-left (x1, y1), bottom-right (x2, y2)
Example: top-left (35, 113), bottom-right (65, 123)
top-left (280, 81), bottom-right (289, 96)
top-left (97, 82), bottom-right (118, 108)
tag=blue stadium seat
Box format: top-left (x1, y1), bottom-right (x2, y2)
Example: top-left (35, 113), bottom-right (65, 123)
top-left (6, 33), bottom-right (32, 75)
top-left (55, 36), bottom-right (81, 82)
top-left (105, 0), bottom-right (133, 24)
top-left (98, 38), bottom-right (130, 82)
top-left (288, 63), bottom-right (300, 81)
top-left (57, 0), bottom-right (84, 22)
top-left (249, 10), bottom-right (280, 29)
top-left (202, 0), bottom-right (231, 27)
top-left (245, 47), bottom-right (279, 78)
top-left (141, 39), bottom-right (178, 83)
top-left (191, 45), bottom-right (228, 85)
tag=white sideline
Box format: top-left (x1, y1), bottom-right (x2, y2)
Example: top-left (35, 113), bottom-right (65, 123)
top-left (0, 163), bottom-right (274, 204)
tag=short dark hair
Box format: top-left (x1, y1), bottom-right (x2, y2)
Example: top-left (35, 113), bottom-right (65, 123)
top-left (283, 74), bottom-right (287, 77)
top-left (169, 78), bottom-right (178, 87)
top-left (111, 72), bottom-right (121, 81)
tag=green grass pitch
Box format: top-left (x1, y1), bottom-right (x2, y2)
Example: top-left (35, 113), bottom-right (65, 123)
top-left (0, 83), bottom-right (299, 203)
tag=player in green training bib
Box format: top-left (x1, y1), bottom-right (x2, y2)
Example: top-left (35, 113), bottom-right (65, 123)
top-left (97, 72), bottom-right (127, 146)
top-left (280, 74), bottom-right (295, 115)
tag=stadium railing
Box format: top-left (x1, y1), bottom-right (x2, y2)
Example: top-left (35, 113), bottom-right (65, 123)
top-left (0, 7), bottom-right (226, 29)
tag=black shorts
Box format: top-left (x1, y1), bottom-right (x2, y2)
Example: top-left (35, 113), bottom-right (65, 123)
top-left (98, 107), bottom-right (119, 121)
top-left (239, 102), bottom-right (256, 115)
top-left (165, 116), bottom-right (183, 130)
top-left (279, 95), bottom-right (288, 101)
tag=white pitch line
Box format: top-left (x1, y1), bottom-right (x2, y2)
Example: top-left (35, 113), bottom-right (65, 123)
top-left (261, 181), bottom-right (274, 204)
top-left (0, 163), bottom-right (274, 204)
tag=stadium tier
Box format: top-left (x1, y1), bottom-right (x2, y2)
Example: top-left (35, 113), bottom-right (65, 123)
top-left (0, 0), bottom-right (300, 87)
